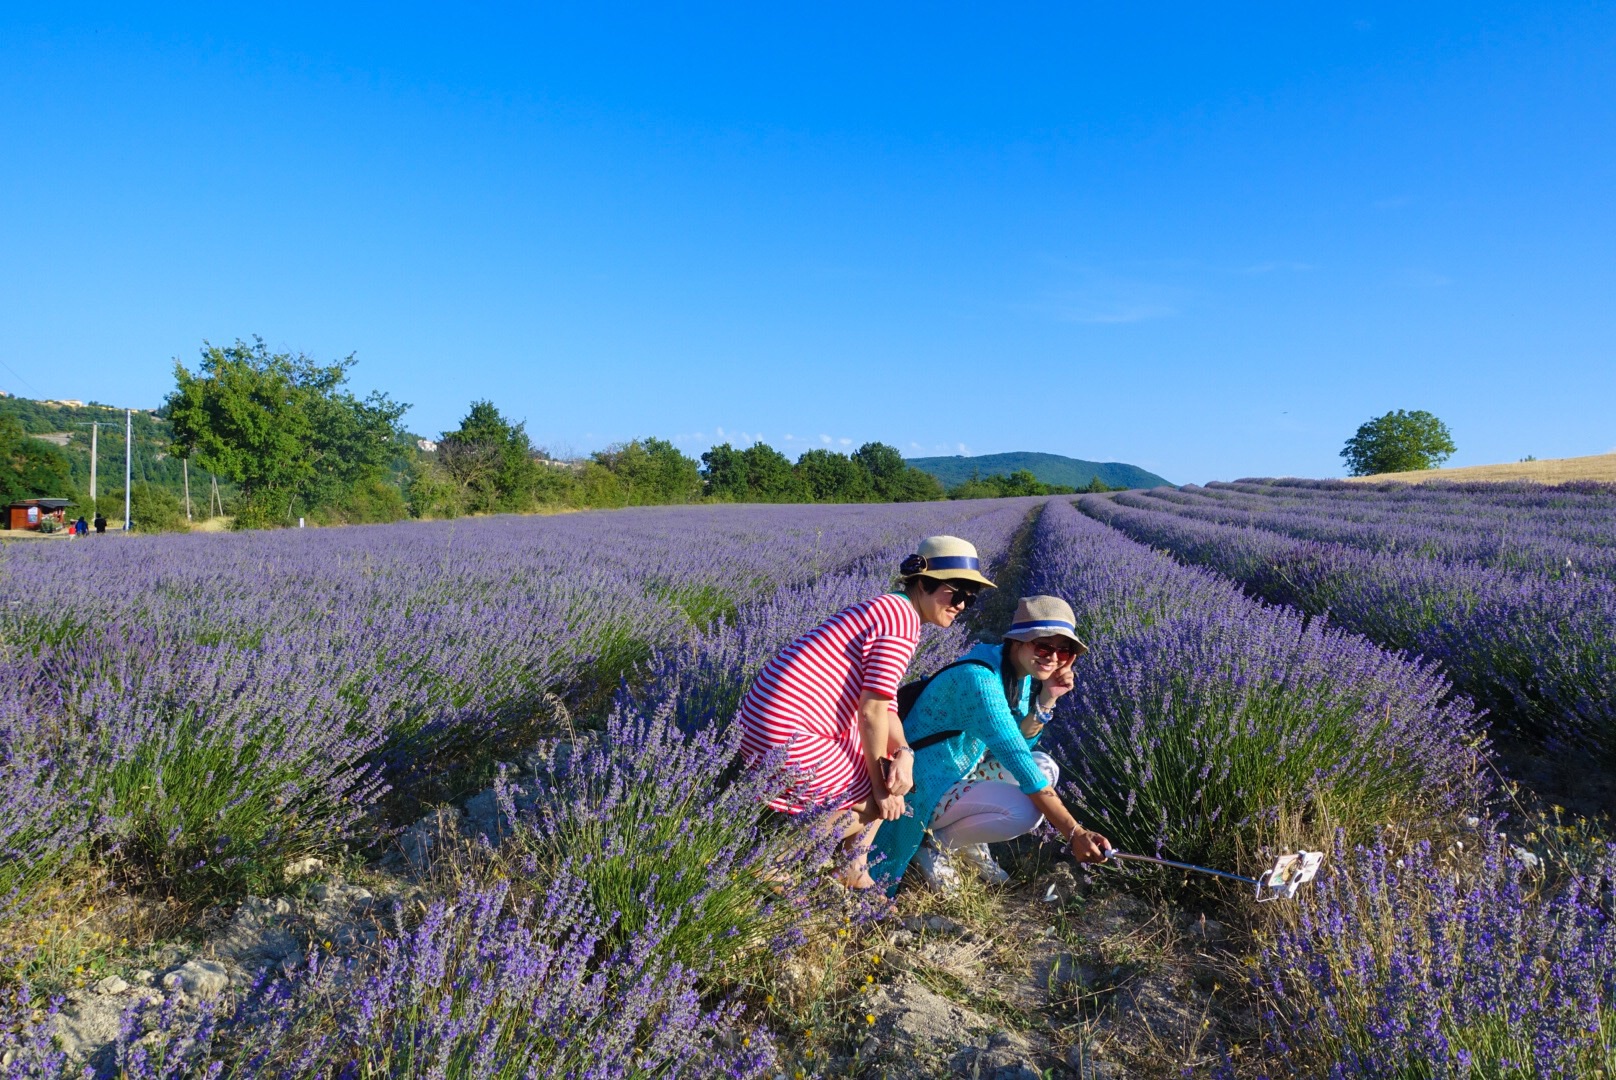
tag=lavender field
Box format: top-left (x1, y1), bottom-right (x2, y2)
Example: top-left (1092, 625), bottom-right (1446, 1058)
top-left (1, 491), bottom-right (1612, 1078)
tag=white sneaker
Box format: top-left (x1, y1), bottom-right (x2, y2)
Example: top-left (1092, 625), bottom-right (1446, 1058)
top-left (913, 842), bottom-right (962, 895)
top-left (955, 843), bottom-right (1010, 885)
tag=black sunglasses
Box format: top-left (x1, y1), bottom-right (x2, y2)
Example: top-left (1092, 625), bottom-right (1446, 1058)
top-left (926, 580), bottom-right (980, 609)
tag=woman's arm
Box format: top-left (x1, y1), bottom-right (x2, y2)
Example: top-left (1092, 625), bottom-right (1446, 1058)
top-left (857, 691), bottom-right (907, 819)
top-left (1027, 788), bottom-right (1110, 863)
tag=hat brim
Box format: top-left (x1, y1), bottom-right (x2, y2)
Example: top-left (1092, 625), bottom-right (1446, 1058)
top-left (1003, 626), bottom-right (1089, 655)
top-left (925, 569), bottom-right (996, 588)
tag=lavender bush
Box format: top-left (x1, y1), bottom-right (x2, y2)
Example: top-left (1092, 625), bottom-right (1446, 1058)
top-left (80, 875), bottom-right (777, 1079)
top-left (1241, 829), bottom-right (1616, 1078)
top-left (1026, 499), bottom-right (1488, 869)
top-left (0, 501), bottom-right (1019, 912)
top-left (1080, 492), bottom-right (1616, 761)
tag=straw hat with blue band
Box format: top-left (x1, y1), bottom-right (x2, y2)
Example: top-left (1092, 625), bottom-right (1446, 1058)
top-left (1003, 595), bottom-right (1088, 655)
top-left (903, 535), bottom-right (996, 588)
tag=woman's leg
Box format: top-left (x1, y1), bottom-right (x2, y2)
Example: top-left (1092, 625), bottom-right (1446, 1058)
top-left (820, 801), bottom-right (884, 889)
top-left (930, 755), bottom-right (1060, 850)
top-left (930, 782), bottom-right (1042, 849)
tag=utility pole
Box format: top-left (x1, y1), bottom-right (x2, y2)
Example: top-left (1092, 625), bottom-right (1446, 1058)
top-left (123, 408), bottom-right (132, 531)
top-left (183, 458), bottom-right (192, 521)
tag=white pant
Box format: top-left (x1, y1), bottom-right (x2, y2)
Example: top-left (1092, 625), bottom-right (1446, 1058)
top-left (930, 752), bottom-right (1060, 850)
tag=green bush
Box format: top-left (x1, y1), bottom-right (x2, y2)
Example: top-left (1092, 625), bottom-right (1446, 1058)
top-left (101, 484), bottom-right (190, 532)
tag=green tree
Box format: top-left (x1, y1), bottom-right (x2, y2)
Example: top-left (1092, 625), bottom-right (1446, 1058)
top-left (165, 338), bottom-right (408, 527)
top-left (740, 443), bottom-right (801, 501)
top-left (947, 468), bottom-right (1076, 500)
top-left (700, 443), bottom-right (749, 500)
top-left (0, 417), bottom-right (75, 507)
top-left (589, 438), bottom-right (702, 505)
top-left (794, 449), bottom-right (872, 502)
top-left (436, 400), bottom-right (563, 513)
top-left (1341, 409), bottom-right (1456, 476)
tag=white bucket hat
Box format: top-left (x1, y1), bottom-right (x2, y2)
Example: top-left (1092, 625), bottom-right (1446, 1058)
top-left (1002, 595), bottom-right (1088, 655)
top-left (900, 535), bottom-right (996, 588)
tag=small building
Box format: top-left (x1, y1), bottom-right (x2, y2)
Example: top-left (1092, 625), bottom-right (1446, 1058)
top-left (5, 498), bottom-right (71, 531)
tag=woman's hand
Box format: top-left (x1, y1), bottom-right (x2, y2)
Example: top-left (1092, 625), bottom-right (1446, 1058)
top-left (1068, 828), bottom-right (1111, 864)
top-left (1037, 662), bottom-right (1077, 710)
top-left (875, 789), bottom-right (908, 820)
top-left (886, 750), bottom-right (914, 797)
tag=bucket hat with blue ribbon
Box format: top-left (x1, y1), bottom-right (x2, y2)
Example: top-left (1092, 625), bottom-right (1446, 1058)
top-left (1002, 595), bottom-right (1088, 655)
top-left (903, 535), bottom-right (996, 588)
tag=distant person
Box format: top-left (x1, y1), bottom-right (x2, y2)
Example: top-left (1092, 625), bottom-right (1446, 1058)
top-left (871, 595), bottom-right (1111, 896)
top-left (737, 535), bottom-right (995, 891)
top-left (93, 512), bottom-right (107, 534)
top-left (75, 516), bottom-right (89, 536)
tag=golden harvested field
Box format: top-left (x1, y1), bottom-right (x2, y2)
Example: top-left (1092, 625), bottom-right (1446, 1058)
top-left (1347, 451), bottom-right (1616, 485)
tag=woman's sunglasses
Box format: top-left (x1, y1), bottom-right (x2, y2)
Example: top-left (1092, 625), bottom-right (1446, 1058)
top-left (926, 580), bottom-right (980, 609)
top-left (1029, 639), bottom-right (1080, 662)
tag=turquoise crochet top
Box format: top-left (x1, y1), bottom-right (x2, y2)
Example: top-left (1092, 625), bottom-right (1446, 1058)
top-left (870, 642), bottom-right (1050, 895)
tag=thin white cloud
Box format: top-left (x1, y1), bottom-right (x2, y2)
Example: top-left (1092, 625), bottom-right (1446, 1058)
top-left (838, 437), bottom-right (852, 446)
top-left (819, 434), bottom-right (832, 445)
top-left (1236, 261), bottom-right (1315, 275)
top-left (908, 441), bottom-right (923, 451)
top-left (1062, 304), bottom-right (1177, 325)
top-left (1026, 270), bottom-right (1186, 325)
top-left (1393, 268), bottom-right (1452, 288)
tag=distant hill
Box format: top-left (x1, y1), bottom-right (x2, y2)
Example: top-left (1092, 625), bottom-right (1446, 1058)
top-left (906, 452), bottom-right (1171, 491)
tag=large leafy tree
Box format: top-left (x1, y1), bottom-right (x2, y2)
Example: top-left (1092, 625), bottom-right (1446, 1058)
top-left (701, 442), bottom-right (803, 502)
top-left (589, 438), bottom-right (702, 505)
top-left (793, 449), bottom-right (872, 502)
top-left (852, 441), bottom-right (943, 502)
top-left (0, 417), bottom-right (75, 506)
top-left (436, 400), bottom-right (559, 512)
top-left (166, 338), bottom-right (407, 524)
top-left (1341, 410), bottom-right (1456, 476)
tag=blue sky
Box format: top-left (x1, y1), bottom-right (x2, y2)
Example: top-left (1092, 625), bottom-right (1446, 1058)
top-left (2, 4), bottom-right (1612, 484)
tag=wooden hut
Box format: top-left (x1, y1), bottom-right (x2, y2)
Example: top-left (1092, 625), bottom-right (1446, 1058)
top-left (5, 498), bottom-right (71, 531)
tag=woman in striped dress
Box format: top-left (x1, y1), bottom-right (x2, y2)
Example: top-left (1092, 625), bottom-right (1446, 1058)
top-left (738, 535), bottom-right (996, 889)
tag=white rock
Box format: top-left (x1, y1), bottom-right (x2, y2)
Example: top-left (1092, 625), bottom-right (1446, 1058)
top-left (94, 976), bottom-right (129, 996)
top-left (284, 856), bottom-right (324, 881)
top-left (161, 960), bottom-right (229, 999)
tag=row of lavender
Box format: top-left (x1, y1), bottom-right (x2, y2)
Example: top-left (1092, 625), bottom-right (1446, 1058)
top-left (1018, 502), bottom-right (1615, 1077)
top-left (3, 499), bottom-right (1038, 1078)
top-left (0, 502), bottom-right (1017, 918)
top-left (1079, 491), bottom-right (1616, 760)
top-left (1018, 497), bottom-right (1486, 866)
top-left (1134, 478), bottom-right (1616, 580)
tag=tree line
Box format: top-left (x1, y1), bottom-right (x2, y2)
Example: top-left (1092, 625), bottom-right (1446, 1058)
top-left (0, 338), bottom-right (1101, 531)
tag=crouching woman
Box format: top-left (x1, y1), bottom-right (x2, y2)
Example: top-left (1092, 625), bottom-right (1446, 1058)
top-left (871, 595), bottom-right (1111, 895)
top-left (737, 536), bottom-right (996, 890)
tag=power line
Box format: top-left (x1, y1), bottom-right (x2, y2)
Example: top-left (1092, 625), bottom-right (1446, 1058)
top-left (0, 356), bottom-right (44, 399)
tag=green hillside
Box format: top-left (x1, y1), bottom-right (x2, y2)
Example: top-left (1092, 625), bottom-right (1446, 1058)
top-left (907, 451), bottom-right (1171, 491)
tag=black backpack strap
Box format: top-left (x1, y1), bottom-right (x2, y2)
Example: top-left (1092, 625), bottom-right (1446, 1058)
top-left (909, 727), bottom-right (963, 752)
top-left (900, 658), bottom-right (996, 752)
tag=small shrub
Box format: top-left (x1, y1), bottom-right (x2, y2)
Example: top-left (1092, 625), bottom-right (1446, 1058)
top-left (499, 698), bottom-right (837, 981)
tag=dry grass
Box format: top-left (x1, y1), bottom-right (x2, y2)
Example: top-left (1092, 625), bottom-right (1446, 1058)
top-left (1346, 451), bottom-right (1616, 485)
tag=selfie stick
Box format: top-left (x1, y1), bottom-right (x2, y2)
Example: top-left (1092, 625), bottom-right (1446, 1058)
top-left (1101, 848), bottom-right (1324, 902)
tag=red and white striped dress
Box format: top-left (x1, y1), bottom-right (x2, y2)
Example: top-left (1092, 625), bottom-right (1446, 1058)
top-left (738, 593), bottom-right (922, 813)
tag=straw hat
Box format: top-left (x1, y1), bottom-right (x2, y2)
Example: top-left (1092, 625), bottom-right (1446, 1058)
top-left (1002, 595), bottom-right (1088, 655)
top-left (900, 535), bottom-right (996, 588)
